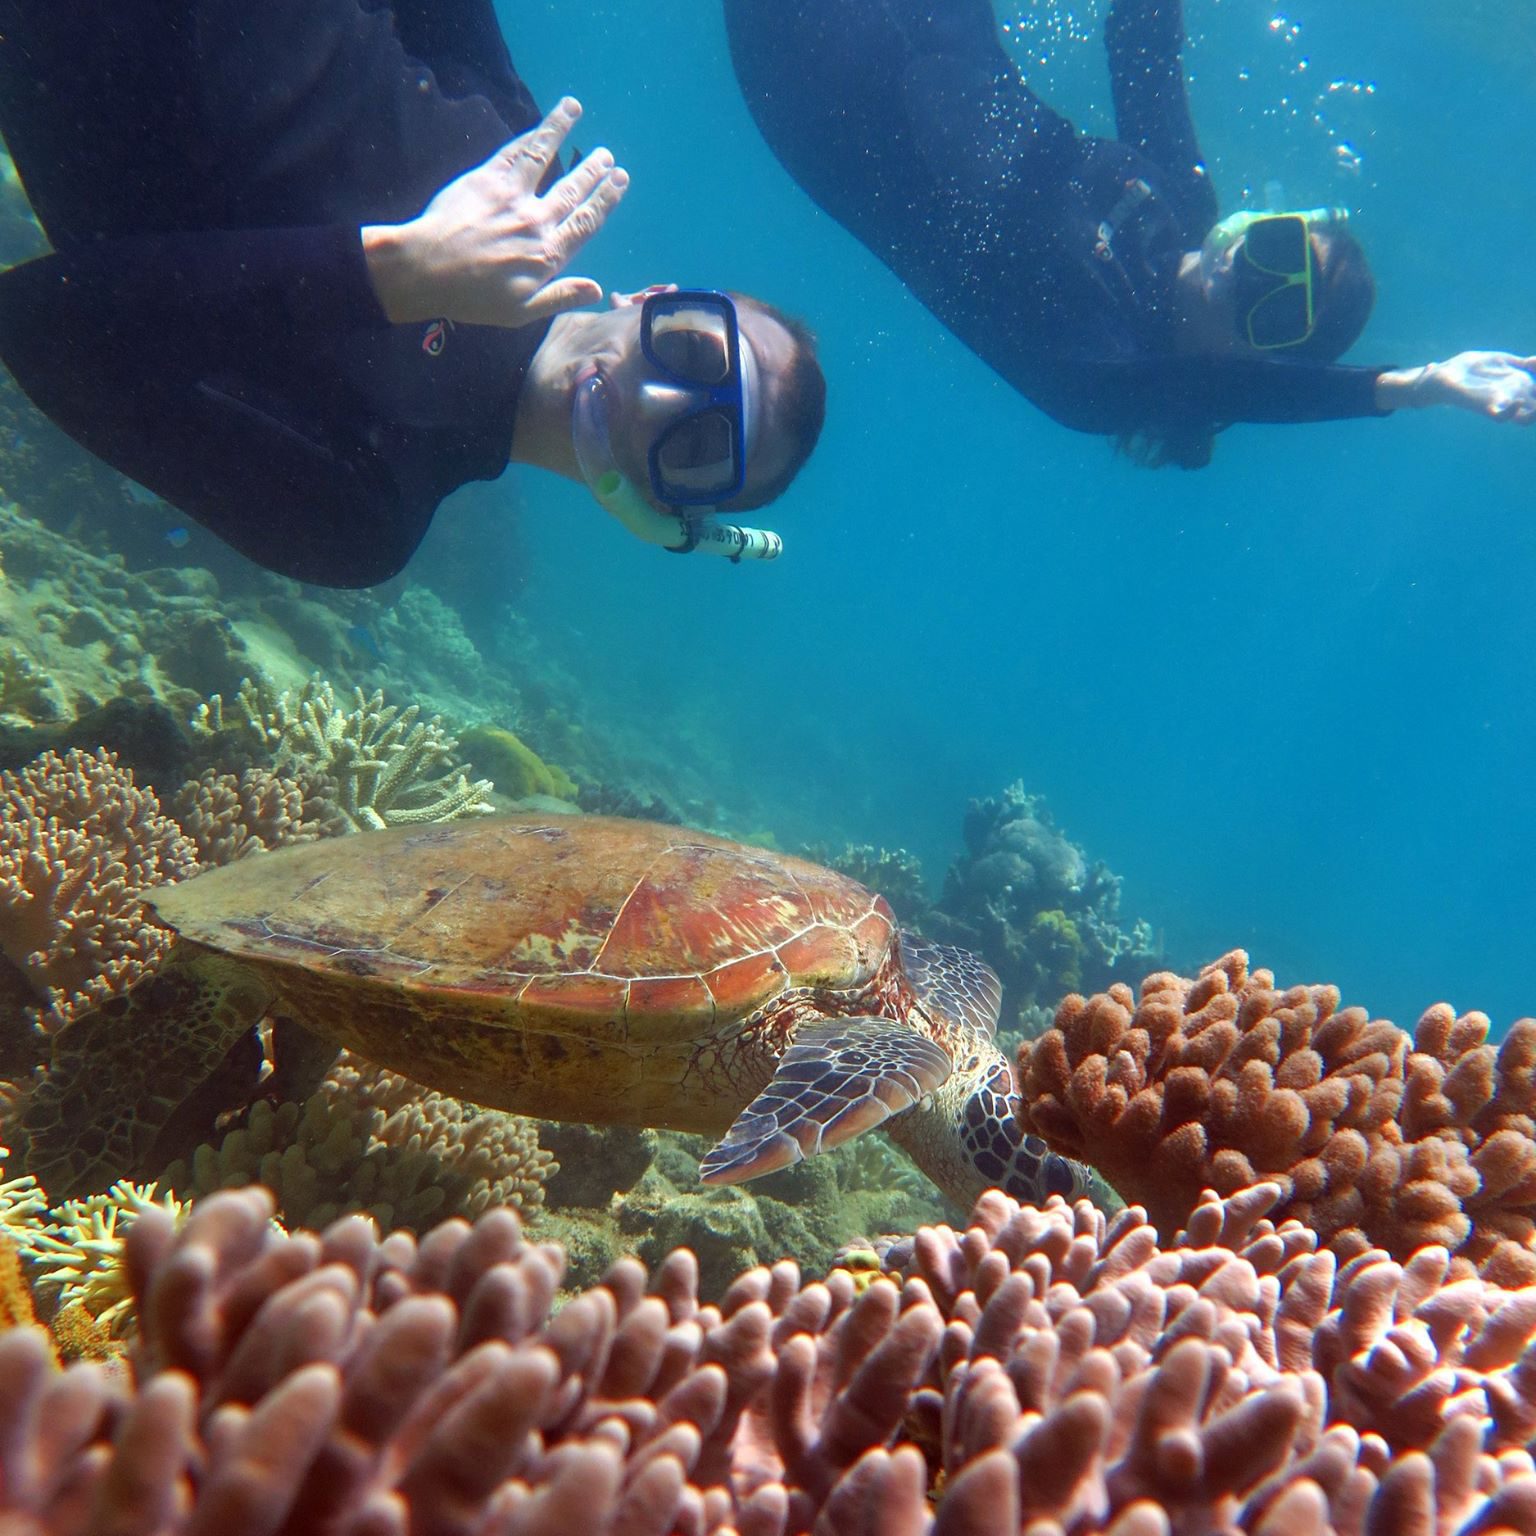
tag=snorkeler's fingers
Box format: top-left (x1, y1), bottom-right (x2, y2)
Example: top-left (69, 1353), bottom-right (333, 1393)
top-left (551, 168), bottom-right (628, 258)
top-left (521, 275), bottom-right (604, 322)
top-left (542, 146), bottom-right (617, 218)
top-left (499, 97), bottom-right (581, 186)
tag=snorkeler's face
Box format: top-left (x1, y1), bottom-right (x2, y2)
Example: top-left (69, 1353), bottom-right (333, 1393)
top-left (593, 296), bottom-right (797, 509)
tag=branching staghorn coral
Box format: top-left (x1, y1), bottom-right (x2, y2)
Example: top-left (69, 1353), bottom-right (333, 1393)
top-left (194, 674), bottom-right (494, 830)
top-left (160, 1052), bottom-right (555, 1232)
top-left (6, 1181), bottom-right (1536, 1534)
top-left (0, 748), bottom-right (198, 1034)
top-left (1016, 949), bottom-right (1536, 1285)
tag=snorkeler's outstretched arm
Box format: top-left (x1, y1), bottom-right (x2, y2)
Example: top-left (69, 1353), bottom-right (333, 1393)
top-left (1105, 0), bottom-right (1217, 237)
top-left (1374, 353), bottom-right (1536, 425)
top-left (1034, 353), bottom-right (1386, 433)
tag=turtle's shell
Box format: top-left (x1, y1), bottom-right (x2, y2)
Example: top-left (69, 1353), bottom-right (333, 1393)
top-left (152, 814), bottom-right (896, 1046)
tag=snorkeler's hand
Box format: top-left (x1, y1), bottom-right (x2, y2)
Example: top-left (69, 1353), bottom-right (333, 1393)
top-left (1377, 351), bottom-right (1536, 424)
top-left (361, 97), bottom-right (629, 328)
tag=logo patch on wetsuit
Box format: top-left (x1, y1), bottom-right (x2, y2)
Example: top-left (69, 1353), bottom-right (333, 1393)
top-left (422, 319), bottom-right (452, 356)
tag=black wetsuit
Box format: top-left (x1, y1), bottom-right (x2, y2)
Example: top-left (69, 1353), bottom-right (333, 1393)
top-left (725, 0), bottom-right (1387, 448)
top-left (0, 0), bottom-right (549, 586)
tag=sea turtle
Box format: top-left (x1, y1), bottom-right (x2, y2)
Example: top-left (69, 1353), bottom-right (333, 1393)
top-left (21, 814), bottom-right (1093, 1207)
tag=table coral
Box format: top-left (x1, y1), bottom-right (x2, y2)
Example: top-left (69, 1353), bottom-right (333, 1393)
top-left (1015, 949), bottom-right (1536, 1285)
top-left (6, 1180), bottom-right (1536, 1534)
top-left (0, 747), bottom-right (198, 1034)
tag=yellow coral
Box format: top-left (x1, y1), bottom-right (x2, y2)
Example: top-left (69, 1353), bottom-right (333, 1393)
top-left (459, 724), bottom-right (578, 802)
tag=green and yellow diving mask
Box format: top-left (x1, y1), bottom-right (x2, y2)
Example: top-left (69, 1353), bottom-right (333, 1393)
top-left (571, 289), bottom-right (782, 561)
top-left (1207, 206), bottom-right (1348, 351)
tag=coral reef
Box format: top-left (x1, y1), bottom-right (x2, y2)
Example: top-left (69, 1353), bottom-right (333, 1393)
top-left (195, 675), bottom-right (495, 830)
top-left (6, 1177), bottom-right (1536, 1534)
top-left (160, 1052), bottom-right (556, 1233)
top-left (1016, 949), bottom-right (1536, 1286)
top-left (0, 502), bottom-right (262, 727)
top-left (0, 748), bottom-right (197, 1038)
top-left (928, 781), bottom-right (1160, 1025)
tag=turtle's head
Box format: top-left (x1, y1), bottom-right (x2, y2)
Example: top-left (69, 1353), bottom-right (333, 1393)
top-left (888, 1044), bottom-right (1096, 1211)
top-left (961, 1055), bottom-right (1096, 1206)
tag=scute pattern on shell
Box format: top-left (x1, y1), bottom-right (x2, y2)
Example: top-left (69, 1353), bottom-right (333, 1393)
top-left (153, 814), bottom-right (897, 1040)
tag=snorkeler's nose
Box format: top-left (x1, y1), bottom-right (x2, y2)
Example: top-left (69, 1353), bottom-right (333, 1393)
top-left (632, 379), bottom-right (699, 427)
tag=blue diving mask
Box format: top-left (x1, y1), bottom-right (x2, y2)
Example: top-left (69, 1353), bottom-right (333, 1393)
top-left (571, 288), bottom-right (783, 561)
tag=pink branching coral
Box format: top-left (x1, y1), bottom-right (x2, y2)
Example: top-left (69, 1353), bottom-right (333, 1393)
top-left (1016, 951), bottom-right (1536, 1286)
top-left (4, 1182), bottom-right (1536, 1534)
top-left (0, 748), bottom-right (198, 1034)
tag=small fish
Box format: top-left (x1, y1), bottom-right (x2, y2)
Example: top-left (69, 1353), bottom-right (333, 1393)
top-left (346, 623), bottom-right (385, 661)
top-left (163, 526), bottom-right (190, 549)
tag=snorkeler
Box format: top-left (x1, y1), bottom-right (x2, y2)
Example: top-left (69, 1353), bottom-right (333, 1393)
top-left (724, 0), bottom-right (1535, 467)
top-left (0, 0), bottom-right (825, 585)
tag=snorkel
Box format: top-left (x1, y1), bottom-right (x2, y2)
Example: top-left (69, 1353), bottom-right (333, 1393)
top-left (571, 370), bottom-right (783, 562)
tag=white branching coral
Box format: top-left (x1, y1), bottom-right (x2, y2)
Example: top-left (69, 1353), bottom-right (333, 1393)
top-left (196, 676), bottom-right (495, 831)
top-left (20, 1179), bottom-right (185, 1336)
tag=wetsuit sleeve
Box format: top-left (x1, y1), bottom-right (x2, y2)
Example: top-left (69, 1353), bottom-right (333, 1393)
top-left (0, 243), bottom-right (431, 587)
top-left (1, 224), bottom-right (390, 333)
top-left (1045, 352), bottom-right (1387, 430)
top-left (388, 0), bottom-right (539, 127)
top-left (1104, 0), bottom-right (1217, 238)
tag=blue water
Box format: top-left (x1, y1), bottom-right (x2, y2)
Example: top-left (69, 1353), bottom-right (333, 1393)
top-left (465, 0), bottom-right (1534, 1032)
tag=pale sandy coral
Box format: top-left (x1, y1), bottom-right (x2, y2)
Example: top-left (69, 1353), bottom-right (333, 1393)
top-left (160, 1052), bottom-right (554, 1231)
top-left (0, 748), bottom-right (198, 1032)
top-left (1015, 950), bottom-right (1536, 1285)
top-left (195, 674), bottom-right (494, 830)
top-left (169, 765), bottom-right (345, 866)
top-left (4, 1182), bottom-right (1536, 1535)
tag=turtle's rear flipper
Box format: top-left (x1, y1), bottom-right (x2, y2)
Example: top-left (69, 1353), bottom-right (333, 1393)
top-left (698, 1017), bottom-right (951, 1185)
top-left (18, 945), bottom-right (274, 1199)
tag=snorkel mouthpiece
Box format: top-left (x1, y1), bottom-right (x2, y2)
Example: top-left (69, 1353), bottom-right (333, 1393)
top-left (572, 373), bottom-right (781, 562)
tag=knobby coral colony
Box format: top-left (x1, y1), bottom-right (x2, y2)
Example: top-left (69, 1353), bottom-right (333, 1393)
top-left (0, 962), bottom-right (1534, 1531)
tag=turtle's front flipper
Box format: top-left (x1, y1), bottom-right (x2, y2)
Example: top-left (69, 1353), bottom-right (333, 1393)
top-left (698, 1017), bottom-right (951, 1185)
top-left (18, 944), bottom-right (273, 1199)
top-left (898, 932), bottom-right (1003, 1038)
